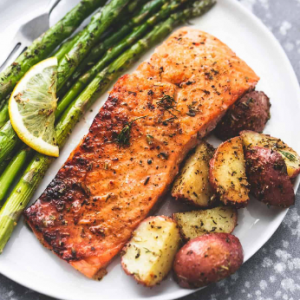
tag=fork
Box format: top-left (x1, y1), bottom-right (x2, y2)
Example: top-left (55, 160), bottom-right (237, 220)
top-left (0, 0), bottom-right (61, 72)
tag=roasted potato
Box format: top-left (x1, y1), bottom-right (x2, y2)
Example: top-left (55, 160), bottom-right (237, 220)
top-left (173, 233), bottom-right (243, 288)
top-left (240, 130), bottom-right (300, 178)
top-left (172, 141), bottom-right (216, 207)
top-left (245, 147), bottom-right (295, 208)
top-left (209, 136), bottom-right (250, 208)
top-left (215, 91), bottom-right (271, 140)
top-left (173, 206), bottom-right (237, 241)
top-left (121, 216), bottom-right (181, 287)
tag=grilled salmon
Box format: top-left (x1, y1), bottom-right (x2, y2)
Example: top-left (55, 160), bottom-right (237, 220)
top-left (24, 28), bottom-right (259, 279)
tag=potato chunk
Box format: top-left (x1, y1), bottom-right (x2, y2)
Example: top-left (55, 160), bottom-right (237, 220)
top-left (209, 136), bottom-right (250, 208)
top-left (121, 216), bottom-right (181, 287)
top-left (240, 130), bottom-right (300, 178)
top-left (245, 147), bottom-right (295, 207)
top-left (173, 207), bottom-right (237, 241)
top-left (215, 91), bottom-right (271, 140)
top-left (173, 233), bottom-right (243, 288)
top-left (172, 141), bottom-right (215, 207)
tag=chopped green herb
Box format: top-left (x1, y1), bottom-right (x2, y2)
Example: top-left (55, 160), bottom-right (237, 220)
top-left (157, 94), bottom-right (176, 110)
top-left (187, 103), bottom-right (200, 117)
top-left (162, 117), bottom-right (177, 126)
top-left (116, 116), bottom-right (147, 146)
top-left (279, 150), bottom-right (297, 162)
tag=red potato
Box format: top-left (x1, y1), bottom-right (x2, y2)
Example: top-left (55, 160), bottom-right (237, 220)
top-left (215, 91), bottom-right (271, 140)
top-left (240, 130), bottom-right (300, 178)
top-left (173, 233), bottom-right (243, 288)
top-left (209, 136), bottom-right (250, 208)
top-left (245, 147), bottom-right (295, 208)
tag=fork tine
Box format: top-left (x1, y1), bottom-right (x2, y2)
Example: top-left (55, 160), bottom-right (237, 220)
top-left (0, 43), bottom-right (28, 73)
top-left (0, 28), bottom-right (33, 72)
top-left (0, 39), bottom-right (20, 72)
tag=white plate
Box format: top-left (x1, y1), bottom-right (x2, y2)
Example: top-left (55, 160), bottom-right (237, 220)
top-left (1, 0), bottom-right (300, 299)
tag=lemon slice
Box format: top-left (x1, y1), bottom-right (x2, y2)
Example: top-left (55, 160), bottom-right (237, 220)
top-left (9, 57), bottom-right (59, 157)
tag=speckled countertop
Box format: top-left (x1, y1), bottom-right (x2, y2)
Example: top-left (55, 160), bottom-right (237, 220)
top-left (0, 0), bottom-right (300, 299)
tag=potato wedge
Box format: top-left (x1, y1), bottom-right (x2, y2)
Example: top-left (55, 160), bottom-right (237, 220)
top-left (245, 147), bottom-right (295, 207)
top-left (121, 216), bottom-right (181, 287)
top-left (172, 141), bottom-right (216, 207)
top-left (173, 207), bottom-right (237, 241)
top-left (240, 130), bottom-right (300, 178)
top-left (209, 136), bottom-right (250, 208)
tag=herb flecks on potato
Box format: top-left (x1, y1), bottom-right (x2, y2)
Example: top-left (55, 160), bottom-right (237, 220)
top-left (173, 233), bottom-right (243, 288)
top-left (215, 91), bottom-right (271, 140)
top-left (209, 136), bottom-right (250, 208)
top-left (240, 130), bottom-right (300, 178)
top-left (172, 141), bottom-right (215, 208)
top-left (173, 206), bottom-right (237, 241)
top-left (245, 147), bottom-right (295, 208)
top-left (121, 216), bottom-right (181, 287)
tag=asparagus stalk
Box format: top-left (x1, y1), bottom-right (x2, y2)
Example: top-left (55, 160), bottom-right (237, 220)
top-left (56, 0), bottom-right (188, 118)
top-left (0, 122), bottom-right (21, 163)
top-left (0, 148), bottom-right (31, 201)
top-left (0, 156), bottom-right (12, 174)
top-left (0, 0), bottom-right (215, 253)
top-left (0, 0), bottom-right (106, 104)
top-left (0, 0), bottom-right (169, 164)
top-left (56, 0), bottom-right (130, 90)
top-left (53, 32), bottom-right (83, 63)
top-left (71, 0), bottom-right (170, 81)
top-left (0, 102), bottom-right (8, 129)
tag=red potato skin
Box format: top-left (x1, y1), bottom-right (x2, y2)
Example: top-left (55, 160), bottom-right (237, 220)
top-left (173, 233), bottom-right (243, 288)
top-left (240, 130), bottom-right (300, 179)
top-left (215, 91), bottom-right (271, 141)
top-left (245, 147), bottom-right (295, 208)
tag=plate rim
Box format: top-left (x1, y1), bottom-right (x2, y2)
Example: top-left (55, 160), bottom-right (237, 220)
top-left (0, 0), bottom-right (300, 299)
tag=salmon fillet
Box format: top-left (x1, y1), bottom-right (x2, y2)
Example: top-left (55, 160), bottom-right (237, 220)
top-left (24, 28), bottom-right (259, 279)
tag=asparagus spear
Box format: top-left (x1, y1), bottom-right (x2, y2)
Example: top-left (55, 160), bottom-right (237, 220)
top-left (71, 0), bottom-right (170, 81)
top-left (0, 156), bottom-right (12, 174)
top-left (0, 0), bottom-right (169, 164)
top-left (56, 0), bottom-right (188, 118)
top-left (56, 0), bottom-right (130, 90)
top-left (0, 102), bottom-right (8, 129)
top-left (0, 148), bottom-right (31, 201)
top-left (0, 0), bottom-right (215, 253)
top-left (0, 0), bottom-right (106, 104)
top-left (53, 32), bottom-right (83, 63)
top-left (0, 122), bottom-right (21, 163)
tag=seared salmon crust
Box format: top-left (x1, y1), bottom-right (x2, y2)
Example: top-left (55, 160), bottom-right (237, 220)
top-left (24, 28), bottom-right (259, 279)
